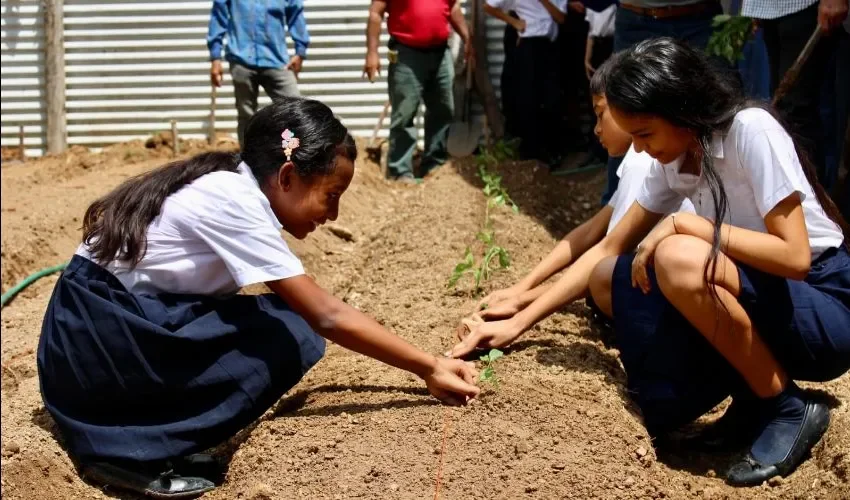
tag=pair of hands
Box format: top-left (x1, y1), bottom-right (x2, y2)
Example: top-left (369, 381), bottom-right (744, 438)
top-left (450, 286), bottom-right (527, 358)
top-left (209, 56), bottom-right (304, 87)
top-left (362, 40), bottom-right (475, 83)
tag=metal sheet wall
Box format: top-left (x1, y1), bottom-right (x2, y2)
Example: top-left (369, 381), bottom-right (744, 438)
top-left (1, 0), bottom-right (506, 157)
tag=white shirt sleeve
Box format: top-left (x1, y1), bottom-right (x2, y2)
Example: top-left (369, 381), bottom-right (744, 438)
top-left (486, 0), bottom-right (510, 10)
top-left (184, 191), bottom-right (305, 287)
top-left (636, 160), bottom-right (685, 215)
top-left (737, 120), bottom-right (808, 217)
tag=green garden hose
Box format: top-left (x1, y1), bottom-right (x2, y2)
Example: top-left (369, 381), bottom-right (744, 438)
top-left (1, 262), bottom-right (68, 308)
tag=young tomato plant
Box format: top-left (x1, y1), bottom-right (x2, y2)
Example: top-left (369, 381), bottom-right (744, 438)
top-left (448, 140), bottom-right (518, 294)
top-left (479, 348), bottom-right (504, 386)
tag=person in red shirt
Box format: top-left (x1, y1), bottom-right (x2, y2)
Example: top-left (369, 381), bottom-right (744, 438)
top-left (364, 0), bottom-right (473, 183)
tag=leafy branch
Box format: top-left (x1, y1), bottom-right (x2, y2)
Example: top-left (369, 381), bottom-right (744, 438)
top-left (707, 14), bottom-right (756, 64)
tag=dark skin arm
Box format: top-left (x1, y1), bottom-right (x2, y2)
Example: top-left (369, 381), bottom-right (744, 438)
top-left (267, 275), bottom-right (480, 405)
top-left (363, 0), bottom-right (386, 82)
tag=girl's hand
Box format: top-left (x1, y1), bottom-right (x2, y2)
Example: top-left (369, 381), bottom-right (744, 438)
top-left (477, 296), bottom-right (522, 321)
top-left (476, 285), bottom-right (522, 312)
top-left (584, 59), bottom-right (595, 81)
top-left (422, 357), bottom-right (481, 405)
top-left (512, 18), bottom-right (527, 33)
top-left (631, 214), bottom-right (678, 294)
top-left (449, 316), bottom-right (523, 359)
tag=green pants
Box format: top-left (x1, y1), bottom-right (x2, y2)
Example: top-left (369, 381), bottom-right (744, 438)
top-left (387, 40), bottom-right (455, 179)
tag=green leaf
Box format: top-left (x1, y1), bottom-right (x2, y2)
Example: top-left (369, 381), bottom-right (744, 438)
top-left (498, 247), bottom-right (511, 268)
top-left (480, 366), bottom-right (494, 382)
top-left (488, 349), bottom-right (504, 362)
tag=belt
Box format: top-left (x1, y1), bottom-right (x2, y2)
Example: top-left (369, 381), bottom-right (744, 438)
top-left (619, 0), bottom-right (718, 19)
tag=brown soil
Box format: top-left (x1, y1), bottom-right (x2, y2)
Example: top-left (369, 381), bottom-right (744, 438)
top-left (2, 138), bottom-right (848, 500)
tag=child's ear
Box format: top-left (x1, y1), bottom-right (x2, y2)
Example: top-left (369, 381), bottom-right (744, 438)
top-left (277, 161), bottom-right (295, 192)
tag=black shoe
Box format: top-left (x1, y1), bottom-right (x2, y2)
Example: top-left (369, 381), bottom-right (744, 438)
top-left (683, 396), bottom-right (761, 452)
top-left (726, 397), bottom-right (830, 486)
top-left (171, 454), bottom-right (225, 484)
top-left (82, 460), bottom-right (216, 499)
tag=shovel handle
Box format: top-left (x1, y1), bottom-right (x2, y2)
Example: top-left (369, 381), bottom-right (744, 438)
top-left (773, 25), bottom-right (822, 105)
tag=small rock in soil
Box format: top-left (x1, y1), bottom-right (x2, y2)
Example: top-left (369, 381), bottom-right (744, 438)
top-left (246, 483), bottom-right (275, 499)
top-left (2, 442), bottom-right (21, 456)
top-left (389, 483), bottom-right (399, 492)
top-left (525, 484), bottom-right (539, 493)
top-left (635, 446), bottom-right (648, 458)
top-left (768, 476), bottom-right (784, 487)
top-left (624, 477), bottom-right (635, 488)
top-left (515, 442), bottom-right (530, 455)
top-left (551, 463), bottom-right (566, 470)
top-left (706, 469), bottom-right (716, 478)
top-left (324, 454), bottom-right (335, 460)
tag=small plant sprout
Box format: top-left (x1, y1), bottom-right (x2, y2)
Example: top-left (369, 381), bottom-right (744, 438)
top-left (448, 140), bottom-right (518, 294)
top-left (479, 348), bottom-right (504, 386)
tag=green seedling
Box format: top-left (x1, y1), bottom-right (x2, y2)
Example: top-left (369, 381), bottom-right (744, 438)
top-left (479, 348), bottom-right (504, 386)
top-left (447, 243), bottom-right (510, 293)
top-left (707, 14), bottom-right (755, 64)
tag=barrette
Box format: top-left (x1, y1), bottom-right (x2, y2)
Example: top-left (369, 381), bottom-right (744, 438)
top-left (281, 129), bottom-right (300, 162)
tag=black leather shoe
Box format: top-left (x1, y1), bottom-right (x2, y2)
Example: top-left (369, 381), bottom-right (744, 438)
top-left (726, 400), bottom-right (830, 487)
top-left (82, 461), bottom-right (215, 499)
top-left (170, 454), bottom-right (225, 484)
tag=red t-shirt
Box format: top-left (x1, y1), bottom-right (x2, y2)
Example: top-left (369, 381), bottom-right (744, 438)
top-left (386, 0), bottom-right (452, 48)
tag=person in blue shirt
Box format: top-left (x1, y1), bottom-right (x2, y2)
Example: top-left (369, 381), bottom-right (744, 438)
top-left (207, 0), bottom-right (310, 149)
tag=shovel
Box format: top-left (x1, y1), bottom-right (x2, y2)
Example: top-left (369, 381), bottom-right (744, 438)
top-left (772, 25), bottom-right (822, 105)
top-left (447, 2), bottom-right (482, 158)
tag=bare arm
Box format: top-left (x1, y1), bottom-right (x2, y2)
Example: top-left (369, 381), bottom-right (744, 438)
top-left (538, 0), bottom-right (566, 24)
top-left (513, 202), bottom-right (661, 331)
top-left (449, 0), bottom-right (471, 43)
top-left (484, 4), bottom-right (525, 31)
top-left (517, 205), bottom-right (613, 291)
top-left (267, 275), bottom-right (480, 403)
top-left (363, 0), bottom-right (386, 82)
top-left (452, 202), bottom-right (660, 357)
top-left (670, 196), bottom-right (812, 279)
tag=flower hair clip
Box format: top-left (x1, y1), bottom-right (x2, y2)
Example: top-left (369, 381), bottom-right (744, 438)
top-left (281, 129), bottom-right (300, 162)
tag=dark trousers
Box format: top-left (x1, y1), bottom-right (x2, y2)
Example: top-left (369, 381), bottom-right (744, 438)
top-left (387, 39), bottom-right (454, 179)
top-left (601, 2), bottom-right (720, 205)
top-left (762, 3), bottom-right (838, 189)
top-left (501, 12), bottom-right (521, 141)
top-left (512, 36), bottom-right (561, 163)
top-left (230, 62), bottom-right (300, 149)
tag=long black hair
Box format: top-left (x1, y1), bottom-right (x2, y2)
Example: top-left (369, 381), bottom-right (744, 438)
top-left (83, 96), bottom-right (357, 266)
top-left (603, 38), bottom-right (849, 309)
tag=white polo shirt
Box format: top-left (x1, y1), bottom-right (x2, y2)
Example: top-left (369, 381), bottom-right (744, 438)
top-left (487, 0), bottom-right (567, 42)
top-left (606, 145), bottom-right (695, 234)
top-left (636, 108), bottom-right (844, 259)
top-left (77, 162), bottom-right (305, 296)
top-left (586, 4), bottom-right (616, 38)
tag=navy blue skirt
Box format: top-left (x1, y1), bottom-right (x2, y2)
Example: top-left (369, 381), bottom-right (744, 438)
top-left (37, 256), bottom-right (325, 464)
top-left (610, 246), bottom-right (850, 435)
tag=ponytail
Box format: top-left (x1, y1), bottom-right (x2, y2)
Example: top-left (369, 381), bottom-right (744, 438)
top-left (82, 151), bottom-right (240, 266)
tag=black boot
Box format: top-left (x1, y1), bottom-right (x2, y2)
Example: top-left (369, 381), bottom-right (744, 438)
top-left (726, 383), bottom-right (830, 487)
top-left (82, 457), bottom-right (217, 499)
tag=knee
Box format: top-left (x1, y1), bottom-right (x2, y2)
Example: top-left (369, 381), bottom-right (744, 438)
top-left (654, 235), bottom-right (709, 294)
top-left (589, 255), bottom-right (618, 316)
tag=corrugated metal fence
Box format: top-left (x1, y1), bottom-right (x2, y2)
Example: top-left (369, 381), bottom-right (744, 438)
top-left (1, 0), bottom-right (506, 157)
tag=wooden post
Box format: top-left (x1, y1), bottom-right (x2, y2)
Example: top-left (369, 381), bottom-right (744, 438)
top-left (19, 125), bottom-right (25, 160)
top-left (44, 0), bottom-right (67, 155)
top-left (470, 0), bottom-right (504, 140)
top-left (208, 85), bottom-right (217, 145)
top-left (171, 120), bottom-right (180, 157)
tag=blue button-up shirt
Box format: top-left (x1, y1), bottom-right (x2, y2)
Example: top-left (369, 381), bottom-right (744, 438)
top-left (207, 0), bottom-right (310, 69)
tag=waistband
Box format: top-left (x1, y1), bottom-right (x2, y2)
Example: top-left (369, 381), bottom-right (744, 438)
top-left (619, 0), bottom-right (719, 19)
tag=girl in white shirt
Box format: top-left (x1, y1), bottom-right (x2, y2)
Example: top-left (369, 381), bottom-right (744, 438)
top-left (452, 38), bottom-right (850, 487)
top-left (38, 97), bottom-right (479, 498)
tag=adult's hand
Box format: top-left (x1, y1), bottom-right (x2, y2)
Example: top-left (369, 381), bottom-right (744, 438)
top-left (363, 50), bottom-right (381, 82)
top-left (286, 55), bottom-right (304, 77)
top-left (210, 60), bottom-right (223, 87)
top-left (819, 0), bottom-right (849, 33)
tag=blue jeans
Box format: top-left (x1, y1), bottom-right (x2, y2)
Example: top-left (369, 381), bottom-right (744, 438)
top-left (601, 3), bottom-right (721, 205)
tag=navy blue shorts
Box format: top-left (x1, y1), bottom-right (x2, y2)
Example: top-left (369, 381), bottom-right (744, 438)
top-left (37, 256), bottom-right (325, 464)
top-left (610, 245), bottom-right (850, 435)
